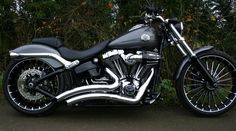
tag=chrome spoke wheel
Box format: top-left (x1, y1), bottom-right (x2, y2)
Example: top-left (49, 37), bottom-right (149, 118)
top-left (183, 55), bottom-right (236, 113)
top-left (176, 50), bottom-right (236, 116)
top-left (5, 58), bottom-right (60, 112)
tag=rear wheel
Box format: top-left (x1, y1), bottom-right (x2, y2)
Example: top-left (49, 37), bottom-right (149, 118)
top-left (176, 50), bottom-right (236, 116)
top-left (3, 58), bottom-right (63, 116)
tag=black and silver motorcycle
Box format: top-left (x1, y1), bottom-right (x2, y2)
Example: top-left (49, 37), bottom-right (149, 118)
top-left (3, 3), bottom-right (236, 116)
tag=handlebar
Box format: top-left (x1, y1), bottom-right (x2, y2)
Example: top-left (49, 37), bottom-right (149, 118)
top-left (144, 13), bottom-right (166, 24)
top-left (142, 2), bottom-right (166, 24)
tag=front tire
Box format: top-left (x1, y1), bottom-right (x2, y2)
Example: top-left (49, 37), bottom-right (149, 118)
top-left (3, 58), bottom-right (63, 116)
top-left (176, 50), bottom-right (236, 116)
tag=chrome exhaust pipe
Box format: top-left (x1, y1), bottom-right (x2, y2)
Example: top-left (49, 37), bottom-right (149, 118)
top-left (66, 68), bottom-right (154, 105)
top-left (56, 68), bottom-right (119, 101)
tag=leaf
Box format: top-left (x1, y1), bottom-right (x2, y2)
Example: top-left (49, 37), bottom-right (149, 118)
top-left (81, 1), bottom-right (87, 6)
top-left (210, 15), bottom-right (216, 21)
top-left (186, 15), bottom-right (193, 22)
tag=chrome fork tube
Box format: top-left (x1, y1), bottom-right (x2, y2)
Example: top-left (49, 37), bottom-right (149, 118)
top-left (169, 24), bottom-right (196, 57)
top-left (169, 24), bottom-right (216, 84)
top-left (176, 44), bottom-right (187, 56)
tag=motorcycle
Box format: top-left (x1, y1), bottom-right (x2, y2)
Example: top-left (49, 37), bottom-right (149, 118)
top-left (3, 2), bottom-right (236, 117)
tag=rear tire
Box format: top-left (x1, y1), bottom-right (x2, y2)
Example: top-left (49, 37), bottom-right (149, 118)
top-left (176, 50), bottom-right (236, 116)
top-left (3, 58), bottom-right (63, 116)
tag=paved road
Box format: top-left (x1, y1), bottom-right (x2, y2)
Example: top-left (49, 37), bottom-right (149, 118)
top-left (0, 100), bottom-right (236, 131)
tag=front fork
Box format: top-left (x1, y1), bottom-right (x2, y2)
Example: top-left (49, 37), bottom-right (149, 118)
top-left (169, 24), bottom-right (216, 85)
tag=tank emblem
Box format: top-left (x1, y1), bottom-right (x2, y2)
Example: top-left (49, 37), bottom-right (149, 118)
top-left (141, 34), bottom-right (151, 41)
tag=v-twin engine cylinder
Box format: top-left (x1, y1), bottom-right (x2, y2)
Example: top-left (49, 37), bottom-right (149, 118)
top-left (57, 50), bottom-right (158, 105)
top-left (101, 49), bottom-right (159, 98)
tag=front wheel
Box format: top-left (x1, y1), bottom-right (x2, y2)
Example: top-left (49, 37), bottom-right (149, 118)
top-left (176, 49), bottom-right (236, 116)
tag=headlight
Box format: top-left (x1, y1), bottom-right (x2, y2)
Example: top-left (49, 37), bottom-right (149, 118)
top-left (174, 22), bottom-right (184, 35)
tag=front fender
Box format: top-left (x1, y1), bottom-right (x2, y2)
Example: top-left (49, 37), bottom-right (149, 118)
top-left (10, 44), bottom-right (64, 69)
top-left (174, 46), bottom-right (214, 80)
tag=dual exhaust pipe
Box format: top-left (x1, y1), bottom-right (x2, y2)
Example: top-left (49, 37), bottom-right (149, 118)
top-left (56, 68), bottom-right (154, 105)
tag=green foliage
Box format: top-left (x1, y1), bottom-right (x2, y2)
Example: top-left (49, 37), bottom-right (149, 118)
top-left (0, 0), bottom-right (236, 75)
top-left (61, 0), bottom-right (113, 49)
top-left (158, 79), bottom-right (179, 105)
top-left (23, 0), bottom-right (62, 19)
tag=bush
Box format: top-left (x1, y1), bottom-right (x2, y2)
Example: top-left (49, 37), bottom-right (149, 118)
top-left (158, 79), bottom-right (179, 105)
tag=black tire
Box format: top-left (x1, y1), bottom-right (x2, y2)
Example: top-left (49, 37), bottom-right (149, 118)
top-left (3, 58), bottom-right (63, 116)
top-left (176, 49), bottom-right (236, 116)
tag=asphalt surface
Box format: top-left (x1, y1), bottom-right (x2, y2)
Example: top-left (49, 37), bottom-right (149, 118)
top-left (0, 100), bottom-right (236, 131)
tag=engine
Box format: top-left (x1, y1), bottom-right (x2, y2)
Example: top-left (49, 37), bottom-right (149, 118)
top-left (102, 50), bottom-right (160, 97)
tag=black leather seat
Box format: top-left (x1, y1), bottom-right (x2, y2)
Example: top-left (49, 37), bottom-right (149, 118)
top-left (32, 37), bottom-right (64, 48)
top-left (58, 40), bottom-right (110, 61)
top-left (32, 37), bottom-right (109, 61)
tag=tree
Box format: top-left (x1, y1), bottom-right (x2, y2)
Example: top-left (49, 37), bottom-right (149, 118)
top-left (0, 0), bottom-right (235, 74)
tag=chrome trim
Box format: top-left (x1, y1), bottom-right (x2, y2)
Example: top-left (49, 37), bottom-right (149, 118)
top-left (180, 22), bottom-right (184, 31)
top-left (9, 51), bottom-right (79, 69)
top-left (66, 68), bottom-right (154, 105)
top-left (170, 24), bottom-right (196, 57)
top-left (134, 64), bottom-right (143, 80)
top-left (9, 52), bottom-right (20, 57)
top-left (129, 24), bottom-right (145, 31)
top-left (176, 44), bottom-right (187, 56)
top-left (90, 78), bottom-right (108, 84)
top-left (56, 68), bottom-right (119, 101)
top-left (102, 50), bottom-right (124, 59)
top-left (113, 60), bottom-right (125, 79)
top-left (156, 16), bottom-right (166, 23)
top-left (127, 54), bottom-right (143, 60)
top-left (66, 60), bottom-right (80, 69)
top-left (103, 50), bottom-right (160, 65)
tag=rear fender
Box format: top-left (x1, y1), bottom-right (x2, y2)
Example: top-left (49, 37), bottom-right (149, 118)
top-left (10, 44), bottom-right (66, 69)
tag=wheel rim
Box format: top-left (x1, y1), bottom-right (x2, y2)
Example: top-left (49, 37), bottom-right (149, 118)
top-left (6, 59), bottom-right (60, 111)
top-left (183, 55), bottom-right (236, 113)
